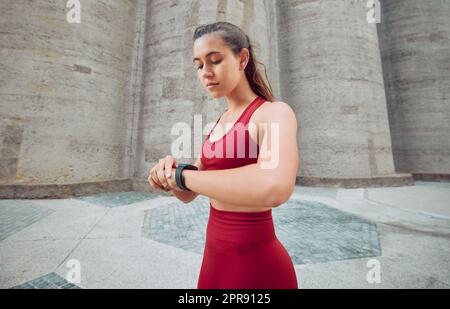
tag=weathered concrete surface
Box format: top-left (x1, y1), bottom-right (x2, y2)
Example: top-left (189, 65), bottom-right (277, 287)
top-left (0, 179), bottom-right (132, 199)
top-left (378, 0), bottom-right (450, 175)
top-left (0, 0), bottom-right (138, 185)
top-left (1, 182), bottom-right (449, 288)
top-left (1, 0), bottom-right (448, 197)
top-left (277, 0), bottom-right (398, 181)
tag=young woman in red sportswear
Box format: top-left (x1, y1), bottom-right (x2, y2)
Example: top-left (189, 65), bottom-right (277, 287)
top-left (148, 22), bottom-right (299, 289)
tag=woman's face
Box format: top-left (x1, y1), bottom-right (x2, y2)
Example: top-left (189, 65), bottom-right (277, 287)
top-left (193, 34), bottom-right (245, 98)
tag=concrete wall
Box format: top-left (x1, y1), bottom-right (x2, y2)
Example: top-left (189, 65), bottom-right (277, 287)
top-left (378, 0), bottom-right (450, 174)
top-left (0, 0), bottom-right (138, 185)
top-left (3, 0), bottom-right (449, 195)
top-left (276, 0), bottom-right (397, 181)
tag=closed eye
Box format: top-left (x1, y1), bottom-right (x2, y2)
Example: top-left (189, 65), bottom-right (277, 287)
top-left (196, 60), bottom-right (221, 70)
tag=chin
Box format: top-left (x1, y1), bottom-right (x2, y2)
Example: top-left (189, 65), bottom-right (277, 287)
top-left (209, 91), bottom-right (223, 99)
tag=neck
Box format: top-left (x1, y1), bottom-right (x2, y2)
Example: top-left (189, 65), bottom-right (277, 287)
top-left (225, 78), bottom-right (257, 113)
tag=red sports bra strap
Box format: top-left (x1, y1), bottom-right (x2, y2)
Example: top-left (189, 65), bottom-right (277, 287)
top-left (206, 96), bottom-right (265, 138)
top-left (207, 114), bottom-right (223, 138)
top-left (239, 96), bottom-right (265, 125)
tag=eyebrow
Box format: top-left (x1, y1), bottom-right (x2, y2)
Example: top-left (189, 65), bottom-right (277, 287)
top-left (193, 51), bottom-right (222, 63)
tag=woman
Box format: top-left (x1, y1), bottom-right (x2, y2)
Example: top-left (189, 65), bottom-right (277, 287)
top-left (148, 22), bottom-right (299, 289)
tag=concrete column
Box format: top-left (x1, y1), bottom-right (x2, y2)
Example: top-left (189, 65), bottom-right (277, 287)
top-left (0, 0), bottom-right (137, 190)
top-left (276, 0), bottom-right (411, 187)
top-left (378, 0), bottom-right (450, 181)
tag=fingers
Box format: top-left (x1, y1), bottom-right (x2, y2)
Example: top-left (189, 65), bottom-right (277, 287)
top-left (152, 164), bottom-right (165, 188)
top-left (148, 156), bottom-right (178, 192)
top-left (167, 167), bottom-right (179, 191)
top-left (156, 158), bottom-right (169, 188)
top-left (148, 174), bottom-right (158, 189)
top-left (148, 166), bottom-right (162, 189)
top-left (149, 170), bottom-right (171, 192)
top-left (165, 156), bottom-right (176, 178)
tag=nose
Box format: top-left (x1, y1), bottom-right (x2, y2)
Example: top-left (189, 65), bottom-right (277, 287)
top-left (201, 64), bottom-right (214, 77)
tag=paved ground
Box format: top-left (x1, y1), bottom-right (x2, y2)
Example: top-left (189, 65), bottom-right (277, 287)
top-left (1, 181), bottom-right (449, 289)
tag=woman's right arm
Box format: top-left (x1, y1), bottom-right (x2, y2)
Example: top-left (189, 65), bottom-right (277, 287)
top-left (170, 155), bottom-right (203, 203)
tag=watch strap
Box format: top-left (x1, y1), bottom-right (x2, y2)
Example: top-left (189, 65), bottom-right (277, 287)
top-left (175, 163), bottom-right (198, 191)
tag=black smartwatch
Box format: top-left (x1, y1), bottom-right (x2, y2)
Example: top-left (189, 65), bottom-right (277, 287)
top-left (175, 163), bottom-right (198, 191)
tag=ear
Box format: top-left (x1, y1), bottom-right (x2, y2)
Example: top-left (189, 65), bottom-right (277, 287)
top-left (240, 48), bottom-right (250, 70)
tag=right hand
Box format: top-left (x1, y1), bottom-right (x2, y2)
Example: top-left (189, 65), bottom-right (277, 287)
top-left (148, 155), bottom-right (178, 192)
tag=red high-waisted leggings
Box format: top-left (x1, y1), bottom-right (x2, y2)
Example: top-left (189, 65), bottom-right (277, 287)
top-left (197, 203), bottom-right (298, 289)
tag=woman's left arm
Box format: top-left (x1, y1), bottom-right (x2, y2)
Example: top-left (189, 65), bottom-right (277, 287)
top-left (182, 102), bottom-right (299, 208)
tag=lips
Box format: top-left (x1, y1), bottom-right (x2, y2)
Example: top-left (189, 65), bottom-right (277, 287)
top-left (206, 83), bottom-right (219, 89)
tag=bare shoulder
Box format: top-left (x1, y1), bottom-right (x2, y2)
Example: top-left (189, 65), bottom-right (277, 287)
top-left (253, 101), bottom-right (297, 126)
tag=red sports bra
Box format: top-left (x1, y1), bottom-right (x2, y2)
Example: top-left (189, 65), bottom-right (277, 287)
top-left (201, 96), bottom-right (267, 170)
